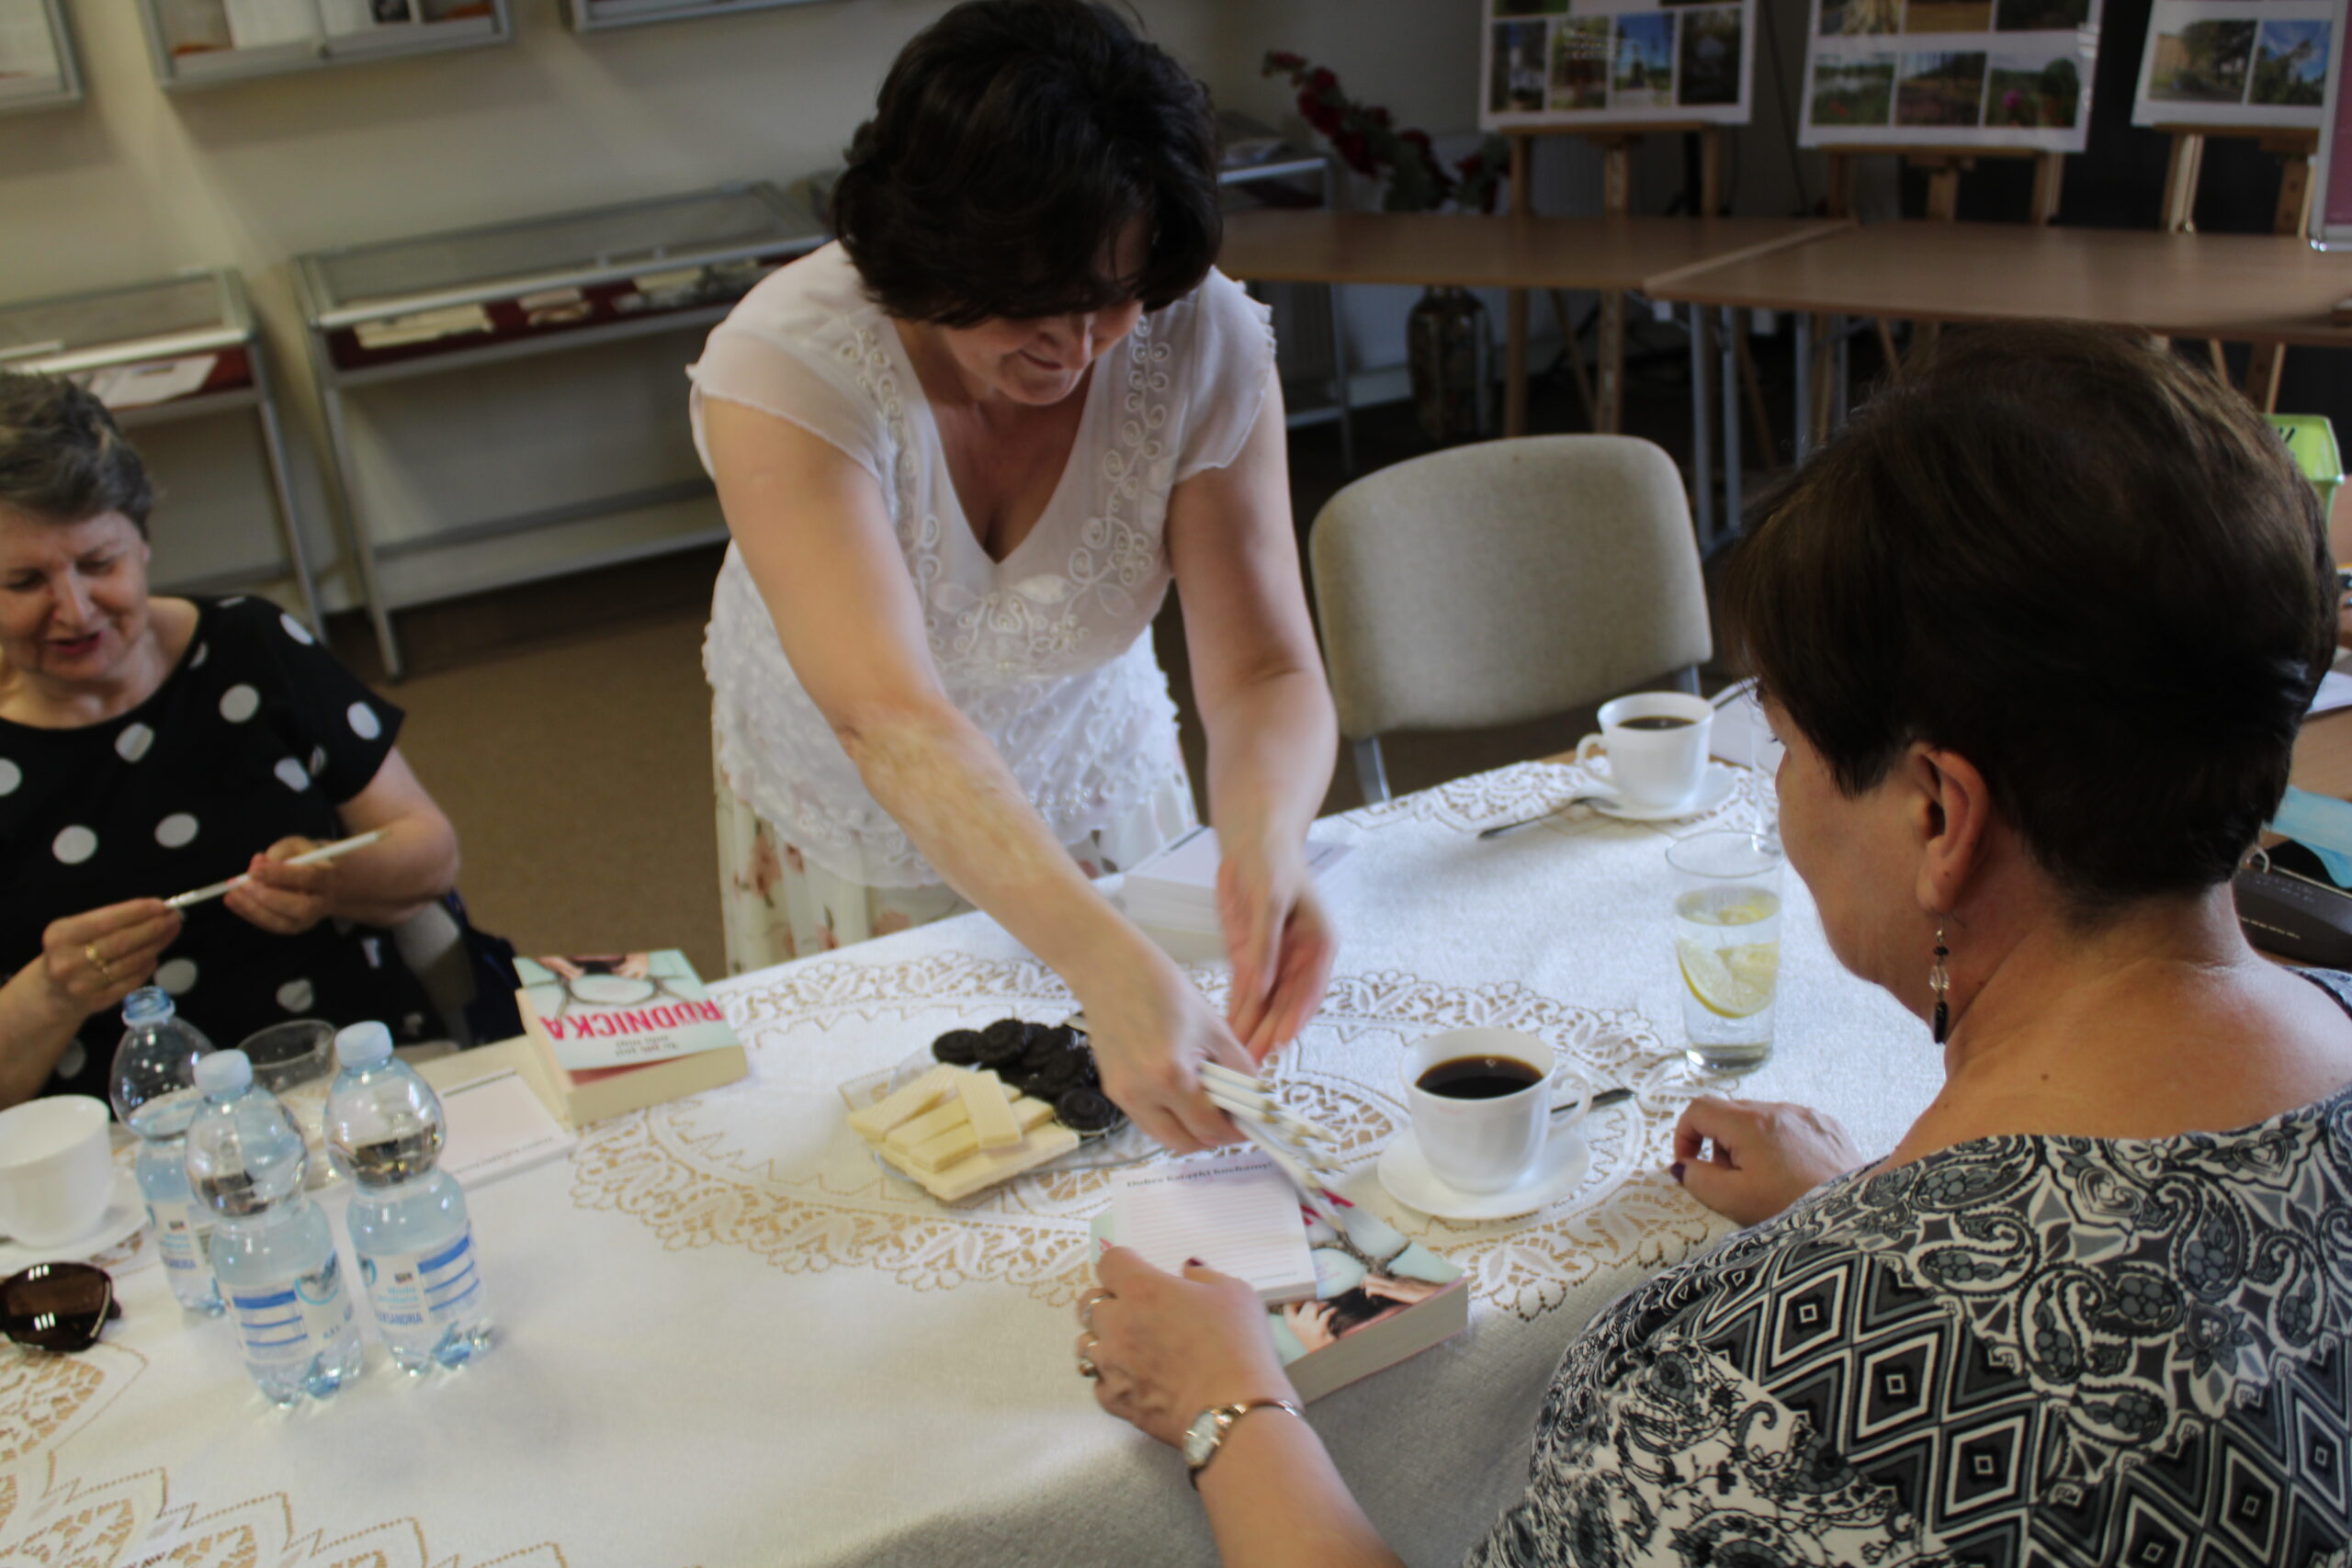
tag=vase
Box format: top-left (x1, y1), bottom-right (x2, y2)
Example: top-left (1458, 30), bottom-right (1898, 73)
top-left (1407, 286), bottom-right (1493, 445)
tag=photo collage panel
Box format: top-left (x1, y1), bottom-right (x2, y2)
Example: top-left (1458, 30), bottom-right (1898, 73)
top-left (2132, 0), bottom-right (2336, 130)
top-left (1802, 0), bottom-right (2102, 149)
top-left (1483, 0), bottom-right (1755, 129)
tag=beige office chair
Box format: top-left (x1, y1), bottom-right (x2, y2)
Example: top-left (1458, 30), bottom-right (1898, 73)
top-left (1308, 434), bottom-right (1713, 804)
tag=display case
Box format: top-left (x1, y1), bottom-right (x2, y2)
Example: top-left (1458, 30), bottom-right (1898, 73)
top-left (0, 0), bottom-right (79, 112)
top-left (0, 269), bottom-right (322, 627)
top-left (565, 0), bottom-right (819, 30)
top-left (293, 180), bottom-right (824, 677)
top-left (1217, 121), bottom-right (1355, 474)
top-left (138, 0), bottom-right (510, 91)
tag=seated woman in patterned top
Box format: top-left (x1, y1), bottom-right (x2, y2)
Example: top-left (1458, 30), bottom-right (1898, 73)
top-left (0, 371), bottom-right (461, 1108)
top-left (1080, 323), bottom-right (2352, 1562)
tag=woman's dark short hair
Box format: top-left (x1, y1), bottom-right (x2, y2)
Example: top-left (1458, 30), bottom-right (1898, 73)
top-left (831, 0), bottom-right (1221, 327)
top-left (1724, 322), bottom-right (2335, 918)
top-left (0, 370), bottom-right (153, 536)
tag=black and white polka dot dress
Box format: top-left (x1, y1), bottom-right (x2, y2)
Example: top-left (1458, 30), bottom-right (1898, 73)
top-left (0, 597), bottom-right (439, 1101)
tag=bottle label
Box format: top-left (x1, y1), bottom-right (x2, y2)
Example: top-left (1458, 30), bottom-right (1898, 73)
top-left (146, 1198), bottom-right (213, 1277)
top-left (228, 1253), bottom-right (355, 1367)
top-left (360, 1228), bottom-right (481, 1331)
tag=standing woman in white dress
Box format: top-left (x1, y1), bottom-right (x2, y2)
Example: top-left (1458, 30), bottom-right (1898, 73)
top-left (695, 0), bottom-right (1338, 1151)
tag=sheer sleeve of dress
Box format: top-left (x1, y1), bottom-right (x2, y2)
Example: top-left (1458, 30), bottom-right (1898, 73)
top-left (687, 321), bottom-right (893, 488)
top-left (1170, 267), bottom-right (1278, 483)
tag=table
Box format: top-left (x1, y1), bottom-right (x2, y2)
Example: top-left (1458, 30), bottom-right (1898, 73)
top-left (0, 759), bottom-right (1932, 1568)
top-left (1651, 220), bottom-right (2352, 477)
top-left (293, 182), bottom-right (824, 679)
top-left (1217, 212), bottom-right (1847, 536)
top-left (0, 269), bottom-right (321, 629)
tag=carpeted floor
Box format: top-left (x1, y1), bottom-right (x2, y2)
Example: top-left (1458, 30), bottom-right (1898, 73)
top-left (329, 350), bottom-right (1747, 981)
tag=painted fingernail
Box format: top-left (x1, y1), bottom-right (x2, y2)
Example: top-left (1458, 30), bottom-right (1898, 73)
top-left (1668, 1162), bottom-right (1687, 1183)
top-left (1185, 1257), bottom-right (1205, 1268)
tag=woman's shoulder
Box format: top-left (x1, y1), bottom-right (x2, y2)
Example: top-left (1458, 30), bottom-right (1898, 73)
top-left (709, 243), bottom-right (886, 360)
top-left (1146, 267), bottom-right (1272, 364)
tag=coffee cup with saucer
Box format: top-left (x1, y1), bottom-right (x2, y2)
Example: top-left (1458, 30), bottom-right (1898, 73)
top-left (1378, 1029), bottom-right (1597, 1221)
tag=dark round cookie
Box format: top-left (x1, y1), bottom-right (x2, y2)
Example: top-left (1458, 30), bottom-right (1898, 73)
top-left (1056, 1087), bottom-right (1123, 1134)
top-left (1024, 1053), bottom-right (1085, 1097)
top-left (931, 1029), bottom-right (984, 1066)
top-left (976, 1019), bottom-right (1030, 1069)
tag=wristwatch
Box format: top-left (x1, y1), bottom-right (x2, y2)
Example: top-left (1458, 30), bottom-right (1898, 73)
top-left (1182, 1397), bottom-right (1304, 1488)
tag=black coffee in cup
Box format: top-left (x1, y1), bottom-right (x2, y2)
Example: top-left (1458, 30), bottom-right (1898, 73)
top-left (1619, 715), bottom-right (1695, 730)
top-left (1415, 1055), bottom-right (1543, 1100)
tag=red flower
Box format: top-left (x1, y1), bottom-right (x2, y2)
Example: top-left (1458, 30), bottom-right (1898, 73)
top-left (1402, 128), bottom-right (1432, 150)
top-left (1307, 67), bottom-right (1338, 92)
top-left (1265, 51), bottom-right (1306, 71)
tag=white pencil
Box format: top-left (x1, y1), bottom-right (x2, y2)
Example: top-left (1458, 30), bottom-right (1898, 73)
top-left (163, 829), bottom-right (388, 909)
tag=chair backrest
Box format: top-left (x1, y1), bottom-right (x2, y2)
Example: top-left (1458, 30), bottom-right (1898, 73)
top-left (1307, 434), bottom-right (1712, 743)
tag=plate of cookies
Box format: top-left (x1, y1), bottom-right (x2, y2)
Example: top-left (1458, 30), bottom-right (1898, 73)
top-left (838, 1017), bottom-right (1156, 1201)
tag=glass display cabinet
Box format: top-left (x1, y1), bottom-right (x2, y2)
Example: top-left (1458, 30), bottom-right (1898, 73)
top-left (0, 0), bottom-right (81, 113)
top-left (138, 0), bottom-right (511, 91)
top-left (565, 0), bottom-right (820, 31)
top-left (292, 180), bottom-right (824, 677)
top-left (0, 269), bottom-right (322, 627)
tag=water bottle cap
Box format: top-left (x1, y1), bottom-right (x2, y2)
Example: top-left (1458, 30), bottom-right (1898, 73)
top-left (120, 987), bottom-right (174, 1026)
top-left (194, 1050), bottom-right (252, 1097)
top-left (334, 1021), bottom-right (395, 1067)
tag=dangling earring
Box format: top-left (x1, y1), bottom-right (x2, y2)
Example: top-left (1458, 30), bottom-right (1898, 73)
top-left (1929, 925), bottom-right (1951, 1045)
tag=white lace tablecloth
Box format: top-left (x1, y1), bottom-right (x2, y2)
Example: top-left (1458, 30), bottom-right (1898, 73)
top-left (0, 761), bottom-right (1937, 1568)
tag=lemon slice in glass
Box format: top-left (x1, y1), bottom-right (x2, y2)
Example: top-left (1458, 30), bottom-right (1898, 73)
top-left (1677, 940), bottom-right (1780, 1020)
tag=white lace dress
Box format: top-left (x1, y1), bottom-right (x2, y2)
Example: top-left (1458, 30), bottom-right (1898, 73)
top-left (692, 243), bottom-right (1274, 971)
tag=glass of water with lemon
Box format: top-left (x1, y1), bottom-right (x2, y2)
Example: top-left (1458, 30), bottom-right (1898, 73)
top-left (1666, 830), bottom-right (1783, 1073)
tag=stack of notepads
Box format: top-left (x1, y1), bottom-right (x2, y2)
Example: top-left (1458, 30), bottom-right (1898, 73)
top-left (1094, 1151), bottom-right (1468, 1400)
top-left (1114, 829), bottom-right (1351, 963)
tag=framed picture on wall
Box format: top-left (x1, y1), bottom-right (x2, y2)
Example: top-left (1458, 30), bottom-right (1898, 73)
top-left (1478, 0), bottom-right (1758, 130)
top-left (0, 0), bottom-right (79, 114)
top-left (1800, 0), bottom-right (2103, 149)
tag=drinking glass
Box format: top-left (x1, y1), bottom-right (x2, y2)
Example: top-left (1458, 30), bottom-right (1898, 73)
top-left (1666, 831), bottom-right (1783, 1074)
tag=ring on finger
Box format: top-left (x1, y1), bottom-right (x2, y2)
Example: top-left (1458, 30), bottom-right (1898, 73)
top-left (1078, 1287), bottom-right (1112, 1330)
top-left (83, 942), bottom-right (111, 976)
top-left (1077, 1354), bottom-right (1099, 1380)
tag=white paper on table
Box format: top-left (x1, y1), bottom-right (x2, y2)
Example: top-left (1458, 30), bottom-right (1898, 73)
top-left (223, 0), bottom-right (322, 49)
top-left (1107, 1150), bottom-right (1317, 1304)
top-left (437, 1069), bottom-right (576, 1187)
top-left (2312, 667), bottom-right (2352, 716)
top-left (87, 355), bottom-right (217, 411)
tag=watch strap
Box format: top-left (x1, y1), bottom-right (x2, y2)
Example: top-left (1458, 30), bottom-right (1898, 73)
top-left (1185, 1397), bottom-right (1304, 1488)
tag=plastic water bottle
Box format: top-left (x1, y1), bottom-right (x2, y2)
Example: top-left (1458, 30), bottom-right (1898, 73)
top-left (109, 987), bottom-right (222, 1315)
top-left (323, 1022), bottom-right (492, 1372)
top-left (184, 1051), bottom-right (363, 1404)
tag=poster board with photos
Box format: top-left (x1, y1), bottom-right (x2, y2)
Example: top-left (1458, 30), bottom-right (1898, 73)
top-left (2307, 4), bottom-right (2352, 244)
top-left (2132, 0), bottom-right (2340, 130)
top-left (1481, 0), bottom-right (1756, 130)
top-left (139, 0), bottom-right (510, 89)
top-left (1801, 0), bottom-right (2103, 150)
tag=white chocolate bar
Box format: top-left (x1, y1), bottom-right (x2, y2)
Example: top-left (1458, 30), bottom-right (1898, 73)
top-left (846, 1066), bottom-right (961, 1142)
top-left (959, 1071), bottom-right (1024, 1150)
top-left (908, 1123), bottom-right (1081, 1201)
top-left (905, 1095), bottom-right (1055, 1172)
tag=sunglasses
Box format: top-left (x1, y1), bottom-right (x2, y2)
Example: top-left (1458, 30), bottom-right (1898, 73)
top-left (0, 1263), bottom-right (119, 1352)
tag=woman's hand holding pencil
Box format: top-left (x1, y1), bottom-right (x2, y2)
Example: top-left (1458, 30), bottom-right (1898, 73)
top-left (164, 829), bottom-right (387, 932)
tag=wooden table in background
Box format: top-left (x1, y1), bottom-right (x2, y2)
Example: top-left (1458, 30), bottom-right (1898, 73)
top-left (1217, 210), bottom-right (1848, 440)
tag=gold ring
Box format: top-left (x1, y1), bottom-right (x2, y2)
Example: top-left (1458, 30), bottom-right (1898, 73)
top-left (83, 943), bottom-right (109, 976)
top-left (1077, 1356), bottom-right (1099, 1380)
top-left (1078, 1287), bottom-right (1112, 1330)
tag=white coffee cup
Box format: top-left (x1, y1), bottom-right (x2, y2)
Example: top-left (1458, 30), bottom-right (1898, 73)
top-left (0, 1097), bottom-right (116, 1247)
top-left (1401, 1029), bottom-right (1586, 1193)
top-left (1575, 692), bottom-right (1713, 810)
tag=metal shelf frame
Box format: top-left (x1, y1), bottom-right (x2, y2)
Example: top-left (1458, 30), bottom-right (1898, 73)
top-left (0, 268), bottom-right (322, 629)
top-left (1218, 148), bottom-right (1357, 475)
top-left (136, 0), bottom-right (512, 92)
top-left (291, 179), bottom-right (824, 678)
top-left (0, 0), bottom-right (82, 114)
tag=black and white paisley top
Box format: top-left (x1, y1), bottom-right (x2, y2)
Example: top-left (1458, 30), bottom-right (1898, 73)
top-left (1468, 969), bottom-right (2352, 1568)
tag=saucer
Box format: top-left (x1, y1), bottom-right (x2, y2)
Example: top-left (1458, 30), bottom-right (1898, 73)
top-left (1588, 763), bottom-right (1738, 823)
top-left (0, 1172), bottom-right (146, 1270)
top-left (1377, 1127), bottom-right (1590, 1222)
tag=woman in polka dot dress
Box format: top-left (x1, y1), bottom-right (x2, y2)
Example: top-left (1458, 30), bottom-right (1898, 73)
top-left (0, 372), bottom-right (460, 1108)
